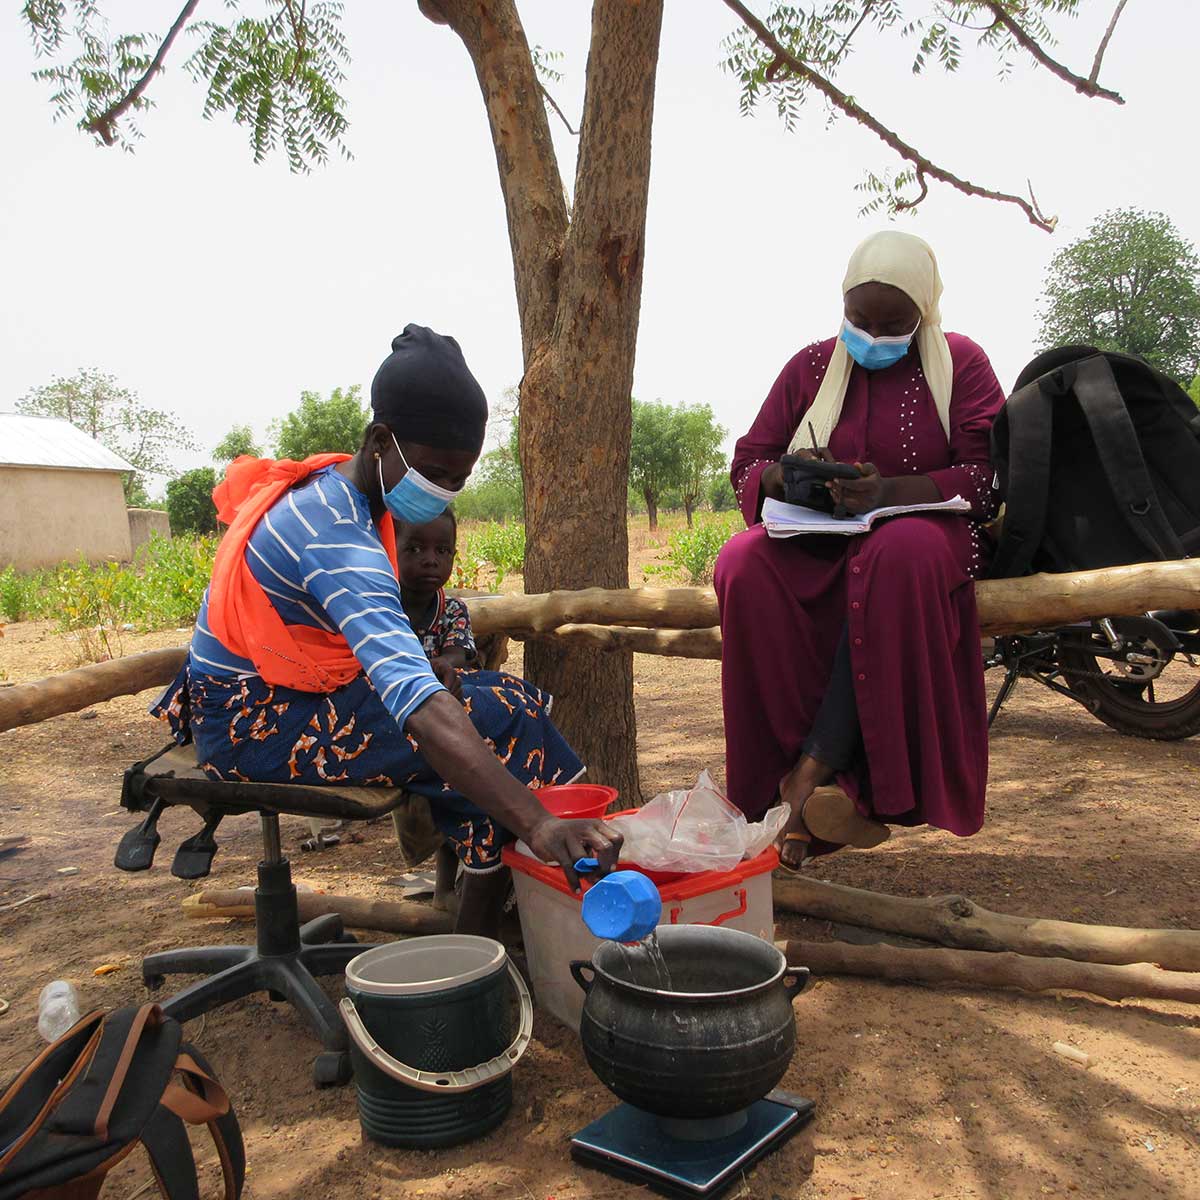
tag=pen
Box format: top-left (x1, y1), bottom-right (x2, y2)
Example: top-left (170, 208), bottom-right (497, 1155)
top-left (808, 421), bottom-right (820, 458)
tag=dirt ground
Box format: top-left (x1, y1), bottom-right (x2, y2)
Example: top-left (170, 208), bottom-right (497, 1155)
top-left (2, 536), bottom-right (1199, 1199)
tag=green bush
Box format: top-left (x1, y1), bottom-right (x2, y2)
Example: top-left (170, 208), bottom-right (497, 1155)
top-left (454, 476), bottom-right (523, 522)
top-left (467, 522), bottom-right (527, 590)
top-left (708, 474), bottom-right (737, 512)
top-left (0, 536), bottom-right (218, 647)
top-left (167, 467), bottom-right (219, 535)
top-left (132, 533), bottom-right (220, 628)
top-left (454, 446), bottom-right (523, 522)
top-left (645, 514), bottom-right (740, 585)
top-left (0, 566), bottom-right (37, 622)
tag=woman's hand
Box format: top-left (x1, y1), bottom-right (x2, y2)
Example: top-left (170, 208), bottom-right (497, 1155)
top-left (430, 656), bottom-right (464, 702)
top-left (761, 462), bottom-right (785, 500)
top-left (527, 815), bottom-right (623, 893)
top-left (829, 462), bottom-right (888, 515)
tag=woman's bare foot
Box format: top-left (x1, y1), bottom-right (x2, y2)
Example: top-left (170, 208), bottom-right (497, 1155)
top-left (776, 755), bottom-right (835, 871)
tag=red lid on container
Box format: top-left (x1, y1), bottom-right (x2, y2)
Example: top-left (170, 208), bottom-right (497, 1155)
top-left (502, 809), bottom-right (778, 903)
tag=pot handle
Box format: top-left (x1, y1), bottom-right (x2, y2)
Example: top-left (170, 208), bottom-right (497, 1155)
top-left (338, 959), bottom-right (532, 1095)
top-left (570, 960), bottom-right (596, 994)
top-left (782, 967), bottom-right (811, 1003)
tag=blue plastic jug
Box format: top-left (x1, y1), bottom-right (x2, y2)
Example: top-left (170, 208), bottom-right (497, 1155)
top-left (577, 864), bottom-right (662, 943)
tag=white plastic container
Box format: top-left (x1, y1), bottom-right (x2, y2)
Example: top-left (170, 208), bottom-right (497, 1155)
top-left (503, 842), bottom-right (777, 1030)
top-left (37, 981), bottom-right (81, 1042)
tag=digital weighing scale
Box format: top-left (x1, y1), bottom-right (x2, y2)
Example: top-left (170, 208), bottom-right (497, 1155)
top-left (570, 1089), bottom-right (815, 1198)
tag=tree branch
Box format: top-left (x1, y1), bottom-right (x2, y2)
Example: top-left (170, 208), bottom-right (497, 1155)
top-left (538, 81), bottom-right (578, 136)
top-left (424, 0), bottom-right (569, 357)
top-left (724, 0), bottom-right (1058, 232)
top-left (1090, 0), bottom-right (1131, 87)
top-left (85, 0), bottom-right (202, 146)
top-left (832, 0), bottom-right (875, 64)
top-left (984, 1), bottom-right (1125, 104)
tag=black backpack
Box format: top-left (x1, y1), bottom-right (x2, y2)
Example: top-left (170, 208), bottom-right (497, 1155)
top-left (989, 346), bottom-right (1200, 578)
top-left (0, 1004), bottom-right (244, 1200)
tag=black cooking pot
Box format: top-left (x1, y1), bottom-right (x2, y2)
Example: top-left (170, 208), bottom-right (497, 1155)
top-left (570, 925), bottom-right (808, 1120)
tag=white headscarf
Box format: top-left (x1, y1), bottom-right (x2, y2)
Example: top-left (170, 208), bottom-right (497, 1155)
top-left (789, 230), bottom-right (953, 452)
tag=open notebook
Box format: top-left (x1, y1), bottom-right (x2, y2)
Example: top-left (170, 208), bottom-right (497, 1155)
top-left (762, 494), bottom-right (971, 538)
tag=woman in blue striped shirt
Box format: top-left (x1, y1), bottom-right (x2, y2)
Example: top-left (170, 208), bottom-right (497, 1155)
top-left (153, 325), bottom-right (620, 935)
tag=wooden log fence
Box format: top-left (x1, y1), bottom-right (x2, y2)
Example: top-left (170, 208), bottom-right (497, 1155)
top-left (4, 559), bottom-right (1200, 733)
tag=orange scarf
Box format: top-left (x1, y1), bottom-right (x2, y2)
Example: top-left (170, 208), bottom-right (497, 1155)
top-left (206, 454), bottom-right (397, 692)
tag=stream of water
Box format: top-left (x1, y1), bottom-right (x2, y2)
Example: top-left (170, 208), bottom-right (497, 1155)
top-left (613, 929), bottom-right (674, 991)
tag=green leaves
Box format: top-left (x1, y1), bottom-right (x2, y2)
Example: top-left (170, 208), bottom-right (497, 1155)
top-left (1037, 208), bottom-right (1200, 384)
top-left (213, 424), bottom-right (263, 464)
top-left (720, 1), bottom-right (1092, 223)
top-left (16, 367), bottom-right (198, 496)
top-left (166, 466), bottom-right (219, 536)
top-left (21, 1), bottom-right (351, 171)
top-left (186, 3), bottom-right (351, 173)
top-left (630, 399), bottom-right (728, 527)
top-left (270, 384), bottom-right (369, 459)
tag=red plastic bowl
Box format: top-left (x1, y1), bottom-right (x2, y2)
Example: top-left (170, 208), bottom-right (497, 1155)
top-left (538, 784), bottom-right (619, 820)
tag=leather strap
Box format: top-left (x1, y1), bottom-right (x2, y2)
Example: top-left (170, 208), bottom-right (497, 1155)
top-left (93, 1004), bottom-right (163, 1140)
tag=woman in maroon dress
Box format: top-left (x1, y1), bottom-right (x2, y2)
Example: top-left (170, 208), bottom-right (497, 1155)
top-left (715, 231), bottom-right (1006, 868)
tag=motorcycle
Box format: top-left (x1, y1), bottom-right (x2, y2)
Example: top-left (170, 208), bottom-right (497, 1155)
top-left (984, 611), bottom-right (1200, 740)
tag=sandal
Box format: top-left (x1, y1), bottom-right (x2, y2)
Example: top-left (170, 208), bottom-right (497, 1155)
top-left (777, 830), bottom-right (812, 874)
top-left (802, 786), bottom-right (890, 850)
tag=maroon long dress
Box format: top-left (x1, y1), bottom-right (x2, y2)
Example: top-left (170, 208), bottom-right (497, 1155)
top-left (715, 332), bottom-right (1006, 835)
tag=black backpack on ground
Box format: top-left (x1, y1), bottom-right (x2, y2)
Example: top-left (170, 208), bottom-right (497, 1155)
top-left (989, 346), bottom-right (1200, 578)
top-left (0, 1003), bottom-right (244, 1200)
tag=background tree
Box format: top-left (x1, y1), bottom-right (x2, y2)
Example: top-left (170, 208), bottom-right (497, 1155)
top-left (17, 367), bottom-right (196, 503)
top-left (22, 0), bottom-right (1135, 801)
top-left (674, 404), bottom-right (727, 528)
top-left (1188, 375), bottom-right (1200, 410)
top-left (1036, 209), bottom-right (1200, 384)
top-left (455, 419), bottom-right (524, 522)
top-left (629, 400), bottom-right (683, 532)
top-left (271, 386), bottom-right (368, 460)
top-left (708, 471), bottom-right (737, 513)
top-left (166, 467), bottom-right (218, 535)
top-left (213, 423), bottom-right (262, 465)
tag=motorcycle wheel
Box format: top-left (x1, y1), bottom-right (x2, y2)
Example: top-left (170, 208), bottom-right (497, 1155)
top-left (1058, 631), bottom-right (1200, 741)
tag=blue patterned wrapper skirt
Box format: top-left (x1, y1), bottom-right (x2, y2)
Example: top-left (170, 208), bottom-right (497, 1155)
top-left (151, 663), bottom-right (583, 872)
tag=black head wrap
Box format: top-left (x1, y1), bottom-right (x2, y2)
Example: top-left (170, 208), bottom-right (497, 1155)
top-left (370, 324), bottom-right (488, 453)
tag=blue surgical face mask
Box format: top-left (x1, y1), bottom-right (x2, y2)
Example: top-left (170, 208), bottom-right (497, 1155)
top-left (378, 434), bottom-right (460, 524)
top-left (840, 317), bottom-right (918, 371)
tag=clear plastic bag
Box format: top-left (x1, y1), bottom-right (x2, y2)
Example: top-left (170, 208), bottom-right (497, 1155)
top-left (608, 770), bottom-right (789, 874)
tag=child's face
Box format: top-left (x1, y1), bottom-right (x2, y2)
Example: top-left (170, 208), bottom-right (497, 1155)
top-left (394, 514), bottom-right (456, 591)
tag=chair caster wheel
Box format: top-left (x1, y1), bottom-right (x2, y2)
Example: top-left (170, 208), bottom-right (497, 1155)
top-left (144, 975), bottom-right (165, 992)
top-left (313, 1051), bottom-right (352, 1087)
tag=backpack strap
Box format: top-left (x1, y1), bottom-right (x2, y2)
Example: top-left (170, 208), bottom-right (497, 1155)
top-left (140, 1105), bottom-right (201, 1200)
top-left (989, 380), bottom-right (1054, 578)
top-left (1070, 354), bottom-right (1187, 561)
top-left (163, 1049), bottom-right (245, 1200)
top-left (92, 1004), bottom-right (164, 1140)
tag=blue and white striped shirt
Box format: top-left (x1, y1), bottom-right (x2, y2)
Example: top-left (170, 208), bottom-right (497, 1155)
top-left (190, 465), bottom-right (443, 727)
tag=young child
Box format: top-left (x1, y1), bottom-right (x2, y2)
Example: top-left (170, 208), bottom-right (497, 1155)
top-left (392, 509), bottom-right (569, 915)
top-left (393, 509), bottom-right (477, 699)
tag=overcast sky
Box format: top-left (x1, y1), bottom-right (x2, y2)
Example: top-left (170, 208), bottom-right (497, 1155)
top-left (2, 1), bottom-right (1196, 491)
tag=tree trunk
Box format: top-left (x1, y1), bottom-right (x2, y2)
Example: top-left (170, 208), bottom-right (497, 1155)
top-left (434, 0), bottom-right (664, 803)
top-left (436, 0), bottom-right (665, 805)
top-left (645, 489), bottom-right (659, 531)
top-left (684, 498), bottom-right (695, 528)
